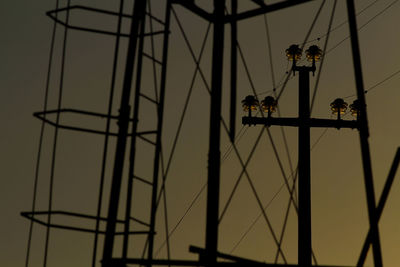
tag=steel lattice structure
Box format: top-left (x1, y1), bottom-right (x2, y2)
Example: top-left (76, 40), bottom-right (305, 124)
top-left (22, 1), bottom-right (400, 267)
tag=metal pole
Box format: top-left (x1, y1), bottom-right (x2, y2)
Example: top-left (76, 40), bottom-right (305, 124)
top-left (346, 1), bottom-right (383, 266)
top-left (205, 0), bottom-right (225, 265)
top-left (229, 0), bottom-right (237, 142)
top-left (298, 68), bottom-right (311, 266)
top-left (357, 148), bottom-right (400, 266)
top-left (147, 1), bottom-right (172, 265)
top-left (102, 0), bottom-right (146, 265)
top-left (122, 0), bottom-right (147, 258)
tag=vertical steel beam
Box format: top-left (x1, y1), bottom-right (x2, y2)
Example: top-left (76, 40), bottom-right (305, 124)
top-left (229, 0), bottom-right (237, 142)
top-left (102, 0), bottom-right (147, 265)
top-left (346, 1), bottom-right (383, 266)
top-left (298, 68), bottom-right (311, 266)
top-left (147, 1), bottom-right (173, 265)
top-left (122, 0), bottom-right (147, 258)
top-left (357, 148), bottom-right (400, 266)
top-left (205, 0), bottom-right (225, 265)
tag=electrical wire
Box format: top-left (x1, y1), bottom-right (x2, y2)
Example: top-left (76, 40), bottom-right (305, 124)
top-left (230, 124), bottom-right (330, 255)
top-left (310, 0), bottom-right (338, 113)
top-left (305, 0), bottom-right (380, 44)
top-left (156, 2), bottom-right (328, 258)
top-left (326, 0), bottom-right (400, 55)
top-left (218, 127), bottom-right (266, 223)
top-left (263, 12), bottom-right (297, 202)
top-left (276, 0), bottom-right (327, 102)
top-left (343, 68), bottom-right (400, 99)
top-left (154, 15), bottom-right (212, 258)
top-left (157, 8), bottom-right (292, 259)
top-left (155, 0), bottom-right (385, 260)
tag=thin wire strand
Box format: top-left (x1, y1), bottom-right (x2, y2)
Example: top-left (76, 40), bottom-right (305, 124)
top-left (326, 0), bottom-right (400, 55)
top-left (305, 0), bottom-right (380, 44)
top-left (231, 124), bottom-right (329, 254)
top-left (274, 166), bottom-right (299, 263)
top-left (158, 8), bottom-right (287, 258)
top-left (230, 170), bottom-right (297, 254)
top-left (155, 1), bottom-right (330, 259)
top-left (263, 11), bottom-right (296, 200)
top-left (25, 0), bottom-right (59, 266)
top-left (344, 68), bottom-right (400, 99)
top-left (218, 127), bottom-right (266, 222)
top-left (310, 0), bottom-right (338, 113)
top-left (276, 0), bottom-right (327, 102)
top-left (225, 32), bottom-right (290, 261)
top-left (221, 123), bottom-right (288, 263)
top-left (154, 15), bottom-right (212, 257)
top-left (236, 39), bottom-right (298, 215)
top-left (159, 145), bottom-right (171, 261)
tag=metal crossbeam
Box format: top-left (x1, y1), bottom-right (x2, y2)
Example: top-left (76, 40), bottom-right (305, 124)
top-left (242, 117), bottom-right (359, 129)
top-left (106, 257), bottom-right (354, 267)
top-left (225, 0), bottom-right (315, 22)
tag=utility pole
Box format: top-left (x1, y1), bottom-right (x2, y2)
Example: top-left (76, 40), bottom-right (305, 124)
top-left (297, 66), bottom-right (312, 267)
top-left (205, 0), bottom-right (225, 266)
top-left (242, 44), bottom-right (360, 267)
top-left (102, 0), bottom-right (147, 265)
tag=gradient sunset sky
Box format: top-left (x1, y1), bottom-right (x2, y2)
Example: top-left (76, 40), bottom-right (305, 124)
top-left (1, 0), bottom-right (400, 266)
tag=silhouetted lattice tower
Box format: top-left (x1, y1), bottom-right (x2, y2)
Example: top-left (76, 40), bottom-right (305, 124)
top-left (22, 1), bottom-right (400, 267)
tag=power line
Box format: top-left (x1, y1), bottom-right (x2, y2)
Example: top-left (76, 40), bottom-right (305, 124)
top-left (305, 0), bottom-right (380, 44)
top-left (326, 0), bottom-right (400, 54)
top-left (344, 68), bottom-right (400, 99)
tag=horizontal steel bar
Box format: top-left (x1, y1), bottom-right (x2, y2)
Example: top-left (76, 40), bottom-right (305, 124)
top-left (106, 258), bottom-right (354, 267)
top-left (189, 245), bottom-right (266, 264)
top-left (21, 210), bottom-right (125, 223)
top-left (47, 5), bottom-right (165, 25)
top-left (137, 134), bottom-right (156, 146)
top-left (47, 5), bottom-right (132, 19)
top-left (33, 110), bottom-right (138, 136)
top-left (143, 52), bottom-right (163, 65)
top-left (46, 12), bottom-right (131, 37)
top-left (21, 211), bottom-right (151, 235)
top-left (33, 114), bottom-right (121, 136)
top-left (225, 0), bottom-right (315, 23)
top-left (242, 116), bottom-right (359, 129)
top-left (130, 216), bottom-right (151, 227)
top-left (173, 0), bottom-right (314, 24)
top-left (140, 93), bottom-right (158, 104)
top-left (34, 108), bottom-right (121, 120)
top-left (172, 0), bottom-right (212, 21)
top-left (133, 174), bottom-right (153, 186)
top-left (47, 6), bottom-right (168, 37)
top-left (251, 0), bottom-right (267, 7)
top-left (137, 130), bottom-right (158, 135)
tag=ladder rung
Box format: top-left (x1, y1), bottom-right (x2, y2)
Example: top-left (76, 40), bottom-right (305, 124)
top-left (145, 12), bottom-right (166, 25)
top-left (137, 130), bottom-right (157, 136)
top-left (130, 216), bottom-right (151, 227)
top-left (137, 135), bottom-right (156, 146)
top-left (114, 230), bottom-right (153, 235)
top-left (139, 93), bottom-right (158, 105)
top-left (133, 175), bottom-right (153, 186)
top-left (141, 30), bottom-right (169, 37)
top-left (142, 52), bottom-right (163, 65)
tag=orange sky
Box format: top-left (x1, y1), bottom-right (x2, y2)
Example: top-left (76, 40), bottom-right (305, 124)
top-left (1, 0), bottom-right (400, 266)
